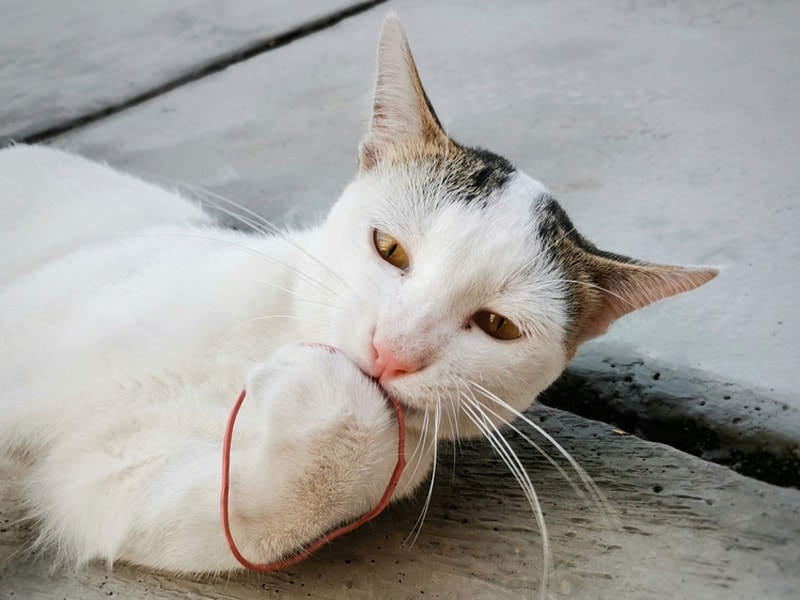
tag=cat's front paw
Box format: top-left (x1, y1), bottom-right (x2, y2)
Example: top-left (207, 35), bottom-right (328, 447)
top-left (237, 344), bottom-right (399, 555)
top-left (247, 344), bottom-right (395, 455)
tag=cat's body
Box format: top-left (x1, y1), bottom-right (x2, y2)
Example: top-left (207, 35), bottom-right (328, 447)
top-left (0, 17), bottom-right (715, 576)
top-left (0, 144), bottom-right (415, 570)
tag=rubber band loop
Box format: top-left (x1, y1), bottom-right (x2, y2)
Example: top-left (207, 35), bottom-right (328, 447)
top-left (220, 386), bottom-right (406, 571)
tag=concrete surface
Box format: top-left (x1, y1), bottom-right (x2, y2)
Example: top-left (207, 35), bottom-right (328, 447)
top-left (1, 0), bottom-right (799, 598)
top-left (547, 346), bottom-right (800, 487)
top-left (0, 0), bottom-right (376, 141)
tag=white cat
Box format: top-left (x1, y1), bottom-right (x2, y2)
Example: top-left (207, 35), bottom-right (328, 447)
top-left (0, 16), bottom-right (715, 575)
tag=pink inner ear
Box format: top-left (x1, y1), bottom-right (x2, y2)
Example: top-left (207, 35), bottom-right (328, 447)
top-left (578, 265), bottom-right (718, 343)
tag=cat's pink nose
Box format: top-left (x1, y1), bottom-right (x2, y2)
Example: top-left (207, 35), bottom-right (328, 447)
top-left (371, 342), bottom-right (418, 382)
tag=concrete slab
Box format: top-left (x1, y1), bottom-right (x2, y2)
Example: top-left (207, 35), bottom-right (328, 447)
top-left (52, 0), bottom-right (800, 413)
top-left (3, 409), bottom-right (799, 599)
top-left (0, 0), bottom-right (378, 141)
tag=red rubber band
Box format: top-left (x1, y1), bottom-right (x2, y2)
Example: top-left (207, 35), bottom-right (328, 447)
top-left (220, 387), bottom-right (406, 571)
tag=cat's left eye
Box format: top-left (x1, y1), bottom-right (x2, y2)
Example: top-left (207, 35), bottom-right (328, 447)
top-left (472, 310), bottom-right (523, 340)
top-left (373, 229), bottom-right (410, 270)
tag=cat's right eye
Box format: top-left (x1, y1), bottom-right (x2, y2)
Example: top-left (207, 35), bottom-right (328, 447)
top-left (373, 229), bottom-right (410, 270)
top-left (472, 310), bottom-right (523, 341)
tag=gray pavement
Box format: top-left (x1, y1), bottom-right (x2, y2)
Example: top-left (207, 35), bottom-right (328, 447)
top-left (0, 0), bottom-right (374, 140)
top-left (1, 1), bottom-right (798, 598)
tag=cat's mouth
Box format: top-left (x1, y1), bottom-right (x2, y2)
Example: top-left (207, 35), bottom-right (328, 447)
top-left (373, 380), bottom-right (430, 432)
top-left (371, 377), bottom-right (408, 411)
top-left (339, 345), bottom-right (424, 423)
top-left (365, 372), bottom-right (422, 423)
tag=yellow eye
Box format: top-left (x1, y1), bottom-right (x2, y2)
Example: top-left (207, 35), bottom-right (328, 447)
top-left (472, 311), bottom-right (522, 340)
top-left (373, 229), bottom-right (410, 270)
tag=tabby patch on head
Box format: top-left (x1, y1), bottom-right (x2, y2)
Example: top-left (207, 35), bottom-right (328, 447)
top-left (358, 15), bottom-right (717, 363)
top-left (358, 16), bottom-right (514, 205)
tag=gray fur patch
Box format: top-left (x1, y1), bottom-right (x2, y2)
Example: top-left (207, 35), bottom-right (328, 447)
top-left (535, 194), bottom-right (639, 264)
top-left (429, 144), bottom-right (515, 205)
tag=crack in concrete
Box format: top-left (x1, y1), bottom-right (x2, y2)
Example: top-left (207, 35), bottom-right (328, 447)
top-left (17, 0), bottom-right (387, 145)
top-left (541, 355), bottom-right (800, 489)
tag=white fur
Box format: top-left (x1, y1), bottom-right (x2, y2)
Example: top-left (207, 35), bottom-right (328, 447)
top-left (0, 141), bottom-right (570, 572)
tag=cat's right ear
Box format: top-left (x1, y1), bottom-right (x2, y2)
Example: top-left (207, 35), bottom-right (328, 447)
top-left (574, 259), bottom-right (718, 344)
top-left (359, 15), bottom-right (448, 171)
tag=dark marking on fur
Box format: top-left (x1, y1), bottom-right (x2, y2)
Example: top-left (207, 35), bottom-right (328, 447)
top-left (534, 194), bottom-right (713, 359)
top-left (420, 86), bottom-right (444, 132)
top-left (536, 194), bottom-right (641, 265)
top-left (533, 193), bottom-right (643, 357)
top-left (532, 195), bottom-right (588, 345)
top-left (441, 143), bottom-right (515, 204)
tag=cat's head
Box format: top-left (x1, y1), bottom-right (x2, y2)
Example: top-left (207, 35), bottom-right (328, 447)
top-left (298, 16), bottom-right (716, 438)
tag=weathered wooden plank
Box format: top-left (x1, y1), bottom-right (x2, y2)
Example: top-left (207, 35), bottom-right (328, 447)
top-left (0, 0), bottom-right (377, 141)
top-left (2, 409), bottom-right (799, 599)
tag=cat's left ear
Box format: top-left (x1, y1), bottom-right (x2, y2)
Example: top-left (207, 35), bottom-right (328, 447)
top-left (575, 258), bottom-right (718, 343)
top-left (359, 15), bottom-right (447, 171)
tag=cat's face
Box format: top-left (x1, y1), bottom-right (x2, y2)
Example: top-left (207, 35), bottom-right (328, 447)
top-left (316, 157), bottom-right (570, 437)
top-left (295, 17), bottom-right (716, 438)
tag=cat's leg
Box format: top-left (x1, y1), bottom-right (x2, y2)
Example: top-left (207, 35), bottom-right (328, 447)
top-left (25, 345), bottom-right (400, 573)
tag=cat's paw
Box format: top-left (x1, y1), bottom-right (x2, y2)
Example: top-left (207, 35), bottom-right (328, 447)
top-left (247, 344), bottom-right (394, 450)
top-left (239, 344), bottom-right (398, 550)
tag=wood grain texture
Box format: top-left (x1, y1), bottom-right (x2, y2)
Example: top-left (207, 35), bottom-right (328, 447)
top-left (2, 408), bottom-right (798, 599)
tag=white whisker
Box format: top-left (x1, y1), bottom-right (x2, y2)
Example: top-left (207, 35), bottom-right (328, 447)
top-left (405, 395), bottom-right (440, 547)
top-left (130, 231), bottom-right (343, 301)
top-left (542, 277), bottom-right (637, 312)
top-left (459, 397), bottom-right (550, 599)
top-left (455, 375), bottom-right (588, 501)
top-left (401, 408), bottom-right (431, 496)
top-left (444, 378), bottom-right (463, 480)
top-left (143, 173), bottom-right (360, 299)
top-left (242, 276), bottom-right (344, 311)
top-left (468, 379), bottom-right (614, 523)
top-left (470, 394), bottom-right (592, 508)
